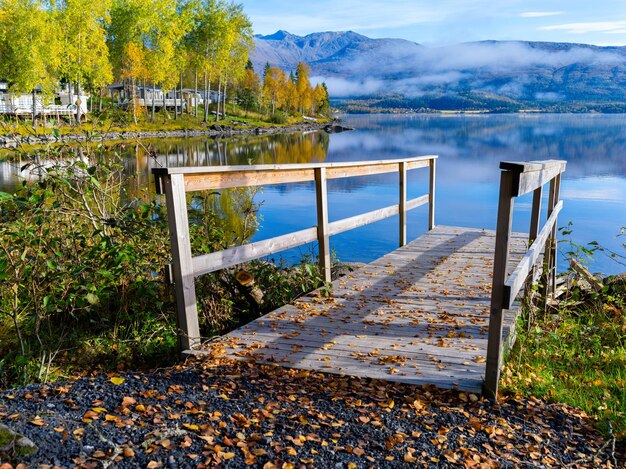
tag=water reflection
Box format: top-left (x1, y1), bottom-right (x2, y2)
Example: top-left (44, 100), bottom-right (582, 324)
top-left (1, 114), bottom-right (625, 275)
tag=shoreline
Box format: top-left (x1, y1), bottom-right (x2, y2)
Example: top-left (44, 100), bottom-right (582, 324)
top-left (0, 121), bottom-right (353, 149)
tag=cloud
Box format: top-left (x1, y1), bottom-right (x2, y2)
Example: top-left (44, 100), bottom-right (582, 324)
top-left (519, 11), bottom-right (564, 18)
top-left (541, 21), bottom-right (626, 34)
top-left (311, 76), bottom-right (385, 97)
top-left (306, 40), bottom-right (625, 98)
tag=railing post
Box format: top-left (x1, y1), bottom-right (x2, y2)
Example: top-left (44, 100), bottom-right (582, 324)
top-left (315, 167), bottom-right (332, 283)
top-left (428, 158), bottom-right (436, 230)
top-left (399, 162), bottom-right (407, 246)
top-left (527, 186), bottom-right (543, 293)
top-left (544, 174), bottom-right (561, 298)
top-left (484, 169), bottom-right (515, 400)
top-left (162, 174), bottom-right (201, 351)
top-left (529, 187), bottom-right (543, 243)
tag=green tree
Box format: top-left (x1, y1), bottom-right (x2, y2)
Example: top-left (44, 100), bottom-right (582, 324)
top-left (187, 0), bottom-right (228, 122)
top-left (295, 62), bottom-right (311, 116)
top-left (236, 67), bottom-right (259, 114)
top-left (144, 0), bottom-right (191, 122)
top-left (56, 0), bottom-right (113, 123)
top-left (215, 1), bottom-right (252, 121)
top-left (108, 0), bottom-right (190, 123)
top-left (0, 0), bottom-right (60, 127)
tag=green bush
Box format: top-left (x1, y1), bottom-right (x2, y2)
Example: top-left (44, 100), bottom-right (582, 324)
top-left (0, 143), bottom-right (332, 387)
top-left (0, 145), bottom-right (176, 385)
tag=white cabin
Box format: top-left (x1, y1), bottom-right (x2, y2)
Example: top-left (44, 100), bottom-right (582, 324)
top-left (0, 82), bottom-right (88, 117)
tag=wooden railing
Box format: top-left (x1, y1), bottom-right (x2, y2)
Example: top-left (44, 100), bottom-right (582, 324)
top-left (484, 159), bottom-right (566, 399)
top-left (153, 156), bottom-right (438, 351)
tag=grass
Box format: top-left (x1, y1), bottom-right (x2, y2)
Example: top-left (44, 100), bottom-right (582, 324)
top-left (503, 284), bottom-right (626, 442)
top-left (0, 104), bottom-right (329, 138)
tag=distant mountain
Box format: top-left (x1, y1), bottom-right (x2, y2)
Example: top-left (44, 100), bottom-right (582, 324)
top-left (251, 31), bottom-right (626, 111)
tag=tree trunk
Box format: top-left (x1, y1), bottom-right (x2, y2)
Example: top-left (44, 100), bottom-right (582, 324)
top-left (151, 83), bottom-right (156, 123)
top-left (194, 70), bottom-right (198, 118)
top-left (174, 82), bottom-right (179, 119)
top-left (99, 87), bottom-right (103, 113)
top-left (222, 81), bottom-right (227, 120)
top-left (180, 71), bottom-right (184, 115)
top-left (132, 78), bottom-right (137, 125)
top-left (75, 80), bottom-right (82, 125)
top-left (215, 78), bottom-right (221, 122)
top-left (203, 73), bottom-right (208, 123)
top-left (32, 88), bottom-right (37, 129)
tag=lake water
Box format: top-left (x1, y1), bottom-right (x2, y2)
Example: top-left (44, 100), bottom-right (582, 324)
top-left (1, 113), bottom-right (625, 275)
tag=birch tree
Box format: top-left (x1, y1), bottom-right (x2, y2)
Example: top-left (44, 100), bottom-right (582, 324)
top-left (56, 0), bottom-right (113, 123)
top-left (0, 0), bottom-right (60, 127)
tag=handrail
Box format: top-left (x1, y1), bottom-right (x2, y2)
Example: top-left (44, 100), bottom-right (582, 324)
top-left (484, 159), bottom-right (566, 400)
top-left (153, 155), bottom-right (438, 351)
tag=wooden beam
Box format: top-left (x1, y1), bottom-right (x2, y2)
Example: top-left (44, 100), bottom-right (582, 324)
top-left (399, 162), bottom-right (407, 246)
top-left (151, 156), bottom-right (438, 192)
top-left (326, 162), bottom-right (399, 180)
top-left (184, 168), bottom-right (315, 191)
top-left (315, 168), bottom-right (331, 283)
top-left (328, 205), bottom-right (399, 237)
top-left (192, 227), bottom-right (318, 276)
top-left (529, 186), bottom-right (542, 243)
top-left (152, 156), bottom-right (437, 176)
top-left (484, 171), bottom-right (514, 401)
top-left (500, 160), bottom-right (567, 197)
top-left (429, 158), bottom-right (436, 230)
top-left (503, 200), bottom-right (563, 308)
top-left (550, 174), bottom-right (562, 293)
top-left (163, 174), bottom-right (201, 351)
top-left (406, 194), bottom-right (429, 211)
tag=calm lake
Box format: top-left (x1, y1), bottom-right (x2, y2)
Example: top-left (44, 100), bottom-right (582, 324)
top-left (2, 113), bottom-right (625, 275)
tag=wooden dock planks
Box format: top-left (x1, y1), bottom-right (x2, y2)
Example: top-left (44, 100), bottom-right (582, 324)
top-left (215, 225), bottom-right (528, 393)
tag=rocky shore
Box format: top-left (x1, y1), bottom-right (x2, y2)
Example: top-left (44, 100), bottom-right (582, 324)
top-left (0, 122), bottom-right (354, 148)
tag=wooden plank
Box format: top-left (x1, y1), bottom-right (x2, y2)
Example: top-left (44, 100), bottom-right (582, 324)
top-left (326, 162), bottom-right (399, 180)
top-left (407, 160), bottom-right (431, 171)
top-left (209, 225), bottom-right (527, 395)
top-left (503, 200), bottom-right (563, 308)
top-left (163, 174), bottom-right (201, 351)
top-left (152, 155), bottom-right (438, 176)
top-left (192, 227), bottom-right (317, 276)
top-left (184, 168), bottom-right (315, 191)
top-left (484, 172), bottom-right (514, 400)
top-left (315, 168), bottom-right (331, 283)
top-left (550, 174), bottom-right (562, 293)
top-left (399, 162), bottom-right (407, 246)
top-left (429, 159), bottom-right (436, 229)
top-left (228, 352), bottom-right (484, 392)
top-left (180, 160), bottom-right (436, 192)
top-left (527, 186), bottom-right (543, 296)
top-left (499, 160), bottom-right (566, 173)
top-left (500, 160), bottom-right (566, 197)
top-left (328, 205), bottom-right (399, 237)
top-left (227, 333), bottom-right (487, 368)
top-left (406, 194), bottom-right (429, 211)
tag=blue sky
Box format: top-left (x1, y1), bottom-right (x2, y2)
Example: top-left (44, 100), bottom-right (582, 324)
top-left (238, 0), bottom-right (626, 46)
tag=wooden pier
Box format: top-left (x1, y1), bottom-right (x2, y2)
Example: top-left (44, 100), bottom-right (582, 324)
top-left (222, 226), bottom-right (526, 393)
top-left (154, 156), bottom-right (565, 398)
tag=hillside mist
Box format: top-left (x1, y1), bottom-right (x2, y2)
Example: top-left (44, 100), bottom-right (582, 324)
top-left (252, 31), bottom-right (626, 112)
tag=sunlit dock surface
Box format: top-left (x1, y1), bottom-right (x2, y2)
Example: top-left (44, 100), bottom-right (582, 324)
top-left (217, 226), bottom-right (526, 393)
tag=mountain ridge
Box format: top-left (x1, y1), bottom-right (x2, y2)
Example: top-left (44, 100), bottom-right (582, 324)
top-left (251, 31), bottom-right (626, 111)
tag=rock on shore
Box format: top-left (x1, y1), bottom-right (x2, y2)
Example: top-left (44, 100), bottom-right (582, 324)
top-left (0, 121), bottom-right (348, 148)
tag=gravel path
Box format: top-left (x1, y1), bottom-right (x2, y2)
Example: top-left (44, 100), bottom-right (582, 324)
top-left (0, 350), bottom-right (621, 468)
